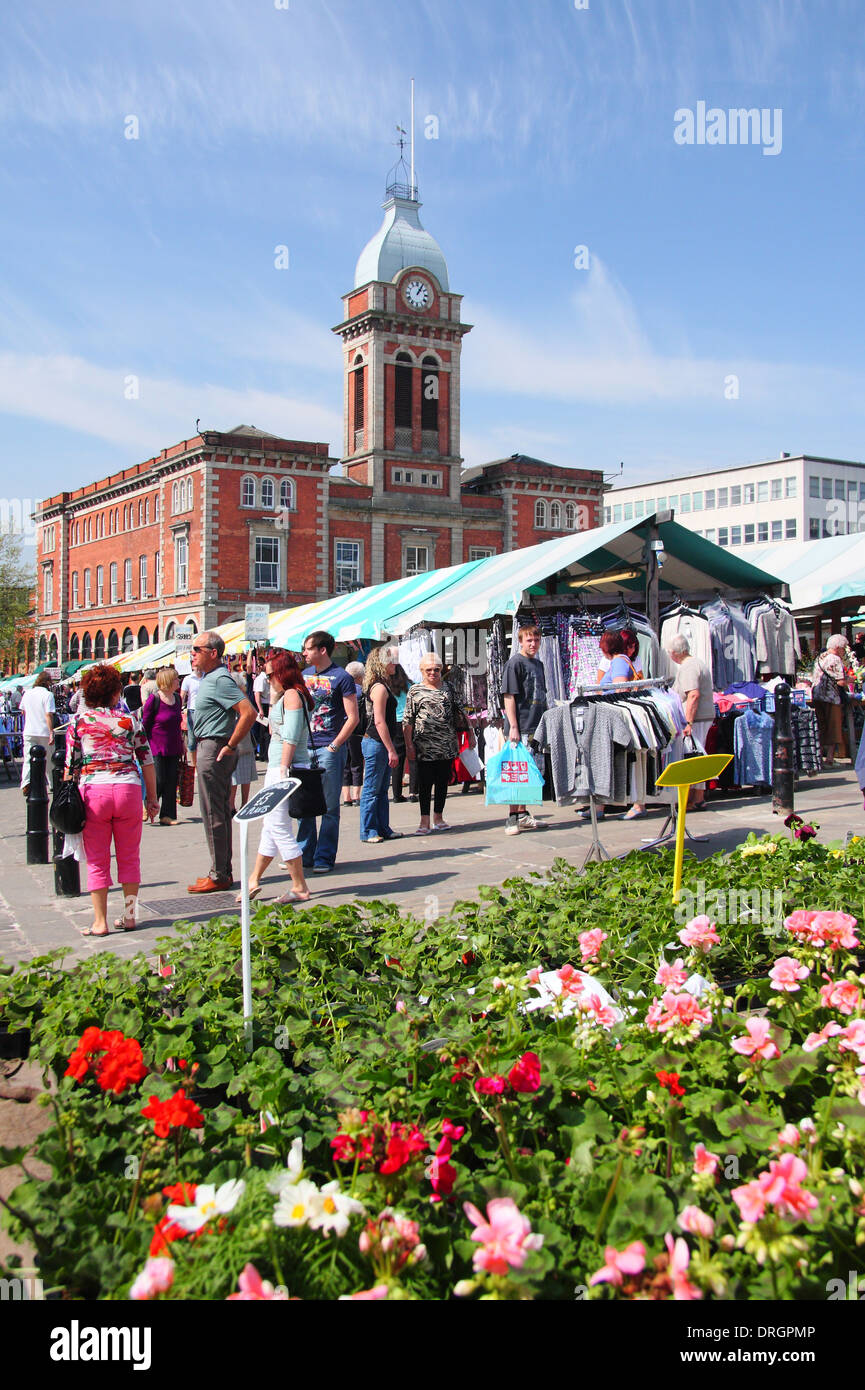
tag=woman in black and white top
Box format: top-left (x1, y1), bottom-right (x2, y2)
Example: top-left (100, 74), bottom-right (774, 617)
top-left (403, 653), bottom-right (475, 835)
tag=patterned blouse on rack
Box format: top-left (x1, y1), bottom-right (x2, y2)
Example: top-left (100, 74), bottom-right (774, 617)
top-left (65, 706), bottom-right (155, 786)
top-left (403, 683), bottom-right (464, 761)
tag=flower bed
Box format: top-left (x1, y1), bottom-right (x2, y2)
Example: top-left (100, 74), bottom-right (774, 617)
top-left (1, 831), bottom-right (865, 1301)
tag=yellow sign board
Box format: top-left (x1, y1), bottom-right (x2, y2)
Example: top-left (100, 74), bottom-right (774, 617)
top-left (655, 754), bottom-right (733, 901)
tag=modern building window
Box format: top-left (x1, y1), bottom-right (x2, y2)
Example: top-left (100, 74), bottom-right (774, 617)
top-left (241, 475), bottom-right (256, 508)
top-left (469, 546), bottom-right (495, 560)
top-left (565, 502), bottom-right (577, 528)
top-left (279, 478), bottom-right (294, 509)
top-left (771, 520), bottom-right (782, 541)
top-left (810, 518), bottom-right (820, 539)
top-left (835, 478), bottom-right (845, 500)
top-left (849, 480), bottom-right (858, 499)
top-left (785, 476), bottom-right (797, 498)
top-left (622, 502), bottom-right (633, 521)
top-left (634, 500), bottom-right (644, 519)
top-left (730, 486), bottom-right (742, 506)
top-left (822, 518), bottom-right (832, 537)
top-left (261, 477), bottom-right (275, 510)
top-left (692, 492), bottom-right (703, 511)
top-left (110, 562), bottom-right (118, 603)
top-left (175, 535), bottom-right (189, 593)
top-left (84, 568), bottom-right (92, 607)
top-left (744, 523), bottom-right (755, 544)
top-left (550, 501), bottom-right (562, 528)
top-left (603, 507), bottom-right (611, 523)
top-left (704, 528), bottom-right (716, 544)
top-left (757, 481), bottom-right (768, 502)
top-left (718, 527), bottom-right (729, 547)
top-left (254, 536), bottom-right (279, 590)
top-left (704, 490), bottom-right (715, 510)
top-left (744, 484), bottom-right (755, 505)
top-left (758, 522), bottom-right (769, 543)
top-left (717, 488), bottom-right (728, 508)
top-left (731, 525), bottom-right (742, 545)
top-left (809, 477), bottom-right (820, 498)
top-left (679, 494), bottom-right (691, 513)
top-left (404, 545), bottom-right (430, 577)
top-left (822, 478), bottom-right (833, 500)
top-left (668, 494), bottom-right (678, 511)
top-left (139, 555), bottom-right (147, 598)
top-left (534, 499), bottom-right (547, 528)
top-left (771, 479), bottom-right (782, 500)
top-left (334, 540), bottom-right (361, 592)
top-left (124, 558), bottom-right (133, 601)
top-left (644, 498), bottom-right (655, 514)
top-left (612, 504), bottom-right (622, 523)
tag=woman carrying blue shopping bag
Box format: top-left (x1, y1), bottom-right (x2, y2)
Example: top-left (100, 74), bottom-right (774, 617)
top-left (500, 623), bottom-right (547, 835)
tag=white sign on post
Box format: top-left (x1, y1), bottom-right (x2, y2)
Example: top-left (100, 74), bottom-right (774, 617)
top-left (245, 604), bottom-right (270, 643)
top-left (235, 779), bottom-right (300, 1051)
top-left (174, 625), bottom-right (194, 676)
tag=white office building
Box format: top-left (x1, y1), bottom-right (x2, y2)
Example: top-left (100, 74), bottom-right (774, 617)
top-left (603, 454), bottom-right (865, 548)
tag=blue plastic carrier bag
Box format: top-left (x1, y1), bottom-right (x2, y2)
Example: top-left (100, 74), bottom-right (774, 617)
top-left (485, 740), bottom-right (544, 805)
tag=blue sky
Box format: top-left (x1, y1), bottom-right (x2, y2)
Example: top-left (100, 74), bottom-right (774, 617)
top-left (1, 0), bottom-right (864, 540)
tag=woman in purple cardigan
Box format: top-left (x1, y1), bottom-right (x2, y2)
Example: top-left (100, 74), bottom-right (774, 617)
top-left (141, 667), bottom-right (184, 825)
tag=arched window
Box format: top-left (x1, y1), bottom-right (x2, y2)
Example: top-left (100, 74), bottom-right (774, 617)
top-left (421, 354), bottom-right (439, 440)
top-left (72, 572), bottom-right (79, 609)
top-left (69, 633), bottom-right (80, 660)
top-left (49, 634), bottom-right (58, 662)
top-left (94, 630), bottom-right (105, 658)
top-left (81, 633), bottom-right (92, 659)
top-left (114, 508), bottom-right (119, 533)
top-left (186, 478), bottom-right (193, 510)
top-left (107, 629), bottom-right (119, 657)
top-left (394, 351), bottom-right (413, 445)
top-left (172, 482), bottom-right (179, 515)
top-left (550, 501), bottom-right (562, 530)
top-left (534, 499), bottom-right (547, 528)
top-left (122, 627), bottom-right (134, 653)
top-left (165, 621), bottom-right (175, 640)
top-left (154, 494), bottom-right (160, 520)
top-left (152, 626), bottom-right (159, 644)
top-left (241, 475), bottom-right (256, 508)
top-left (565, 502), bottom-right (577, 529)
top-left (185, 619), bottom-right (198, 634)
top-left (137, 626), bottom-right (149, 648)
top-left (353, 354), bottom-right (365, 449)
top-left (38, 635), bottom-right (48, 661)
top-left (144, 498), bottom-right (149, 525)
top-left (280, 478), bottom-right (294, 509)
top-left (261, 477), bottom-right (275, 510)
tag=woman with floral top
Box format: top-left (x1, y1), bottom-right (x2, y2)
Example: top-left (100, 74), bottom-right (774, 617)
top-left (65, 663), bottom-right (158, 937)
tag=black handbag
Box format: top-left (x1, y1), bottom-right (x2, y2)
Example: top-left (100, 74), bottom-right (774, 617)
top-left (50, 779), bottom-right (86, 835)
top-left (287, 697), bottom-right (328, 818)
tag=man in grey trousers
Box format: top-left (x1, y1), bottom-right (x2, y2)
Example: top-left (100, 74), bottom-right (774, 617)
top-left (186, 631), bottom-right (257, 892)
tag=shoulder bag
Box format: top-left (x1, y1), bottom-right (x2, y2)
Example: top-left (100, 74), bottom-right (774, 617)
top-left (51, 721), bottom-right (87, 834)
top-left (287, 696), bottom-right (328, 818)
top-left (813, 658), bottom-right (842, 706)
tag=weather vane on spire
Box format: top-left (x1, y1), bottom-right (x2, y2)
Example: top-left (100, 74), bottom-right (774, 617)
top-left (385, 84), bottom-right (418, 201)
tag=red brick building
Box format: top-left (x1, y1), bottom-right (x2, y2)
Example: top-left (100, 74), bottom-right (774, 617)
top-left (34, 166), bottom-right (604, 665)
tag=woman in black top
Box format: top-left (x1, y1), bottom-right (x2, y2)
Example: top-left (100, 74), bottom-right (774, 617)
top-left (359, 646), bottom-right (402, 844)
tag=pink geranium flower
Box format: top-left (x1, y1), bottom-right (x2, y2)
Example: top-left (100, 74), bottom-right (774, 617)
top-left (579, 929), bottom-right (607, 963)
top-left (589, 1240), bottom-right (646, 1287)
top-left (768, 956), bottom-right (810, 992)
top-left (647, 990), bottom-right (712, 1038)
top-left (731, 1016), bottom-right (780, 1060)
top-left (578, 993), bottom-right (618, 1029)
top-left (802, 1021), bottom-right (843, 1052)
top-left (773, 1124), bottom-right (800, 1150)
top-left (557, 964), bottom-right (586, 999)
top-left (474, 1075), bottom-right (507, 1095)
top-left (227, 1263), bottom-right (289, 1300)
top-left (733, 1153), bottom-right (818, 1226)
top-left (664, 1234), bottom-right (702, 1300)
top-left (129, 1257), bottom-right (174, 1301)
top-left (820, 977), bottom-right (862, 1015)
top-left (655, 958), bottom-right (688, 989)
top-left (678, 1206), bottom-right (714, 1238)
top-left (463, 1197), bottom-right (543, 1275)
top-left (677, 915), bottom-right (720, 954)
top-left (693, 1143), bottom-right (720, 1176)
top-left (838, 1019), bottom-right (865, 1062)
top-left (808, 911), bottom-right (859, 951)
top-left (338, 1285), bottom-right (389, 1300)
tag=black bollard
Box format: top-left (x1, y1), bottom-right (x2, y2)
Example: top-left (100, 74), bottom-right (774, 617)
top-left (25, 745), bottom-right (50, 864)
top-left (51, 731), bottom-right (81, 897)
top-left (772, 681), bottom-right (795, 817)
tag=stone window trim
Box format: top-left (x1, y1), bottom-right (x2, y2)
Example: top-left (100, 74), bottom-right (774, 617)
top-left (249, 530), bottom-right (285, 595)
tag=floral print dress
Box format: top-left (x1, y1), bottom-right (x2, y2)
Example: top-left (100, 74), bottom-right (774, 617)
top-left (65, 706), bottom-right (154, 786)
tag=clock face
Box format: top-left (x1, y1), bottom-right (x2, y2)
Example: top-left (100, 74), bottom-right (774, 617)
top-left (404, 277), bottom-right (431, 310)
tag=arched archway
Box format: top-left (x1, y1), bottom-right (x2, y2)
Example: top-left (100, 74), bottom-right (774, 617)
top-left (137, 626), bottom-right (149, 648)
top-left (165, 622), bottom-right (175, 640)
top-left (94, 631), bottom-right (105, 659)
top-left (49, 634), bottom-right (58, 663)
top-left (69, 634), bottom-right (80, 661)
top-left (122, 627), bottom-right (134, 653)
top-left (152, 626), bottom-right (159, 644)
top-left (81, 633), bottom-right (92, 660)
top-left (38, 635), bottom-right (48, 662)
top-left (107, 629), bottom-right (119, 658)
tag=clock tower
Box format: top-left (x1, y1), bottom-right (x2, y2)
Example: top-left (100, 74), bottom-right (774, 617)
top-left (333, 150), bottom-right (472, 582)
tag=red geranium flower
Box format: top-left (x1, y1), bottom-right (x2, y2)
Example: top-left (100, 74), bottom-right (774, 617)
top-left (655, 1069), bottom-right (686, 1098)
top-left (64, 1026), bottom-right (148, 1095)
top-left (474, 1075), bottom-right (507, 1096)
top-left (149, 1182), bottom-right (197, 1255)
top-left (508, 1051), bottom-right (541, 1094)
top-left (141, 1089), bottom-right (204, 1138)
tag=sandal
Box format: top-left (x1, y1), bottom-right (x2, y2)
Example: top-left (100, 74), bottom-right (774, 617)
top-left (82, 927), bottom-right (110, 937)
top-left (113, 918), bottom-right (137, 932)
top-left (275, 889), bottom-right (312, 904)
top-left (235, 886), bottom-right (262, 905)
top-left (621, 808), bottom-right (646, 820)
top-left (415, 827), bottom-right (432, 836)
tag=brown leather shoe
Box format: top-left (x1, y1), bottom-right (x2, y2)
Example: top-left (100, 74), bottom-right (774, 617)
top-left (187, 876), bottom-right (233, 893)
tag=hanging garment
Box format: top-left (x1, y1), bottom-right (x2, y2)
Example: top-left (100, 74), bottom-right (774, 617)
top-left (702, 600), bottom-right (758, 686)
top-left (748, 602), bottom-right (801, 676)
top-left (660, 611), bottom-right (713, 673)
top-left (733, 708), bottom-right (774, 786)
top-left (792, 706), bottom-right (822, 775)
top-left (539, 634), bottom-right (566, 704)
top-left (532, 700), bottom-right (637, 804)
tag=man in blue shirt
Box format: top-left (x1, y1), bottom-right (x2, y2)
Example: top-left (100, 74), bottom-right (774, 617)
top-left (297, 630), bottom-right (359, 873)
top-left (186, 631), bottom-right (257, 892)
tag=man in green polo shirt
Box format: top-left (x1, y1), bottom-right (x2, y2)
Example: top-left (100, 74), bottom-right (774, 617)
top-left (186, 631), bottom-right (257, 893)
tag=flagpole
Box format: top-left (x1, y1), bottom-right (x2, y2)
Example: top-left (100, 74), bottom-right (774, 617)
top-left (410, 76), bottom-right (415, 195)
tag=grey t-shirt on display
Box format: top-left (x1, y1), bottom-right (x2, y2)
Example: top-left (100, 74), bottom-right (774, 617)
top-left (673, 656), bottom-right (715, 722)
top-left (501, 653), bottom-right (548, 740)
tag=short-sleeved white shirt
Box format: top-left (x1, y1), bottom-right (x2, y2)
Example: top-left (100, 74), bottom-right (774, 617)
top-left (20, 687), bottom-right (55, 736)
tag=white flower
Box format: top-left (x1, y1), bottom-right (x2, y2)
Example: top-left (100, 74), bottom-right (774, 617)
top-left (166, 1178), bottom-right (245, 1233)
top-left (273, 1179), bottom-right (321, 1229)
top-left (307, 1181), bottom-right (365, 1238)
top-left (266, 1137), bottom-right (304, 1196)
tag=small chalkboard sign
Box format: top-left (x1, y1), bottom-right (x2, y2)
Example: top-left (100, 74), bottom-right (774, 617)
top-left (234, 779), bottom-right (299, 823)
